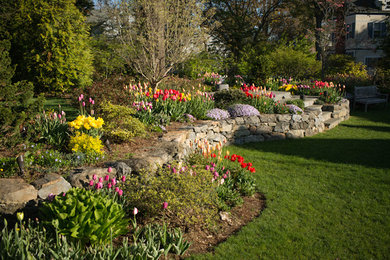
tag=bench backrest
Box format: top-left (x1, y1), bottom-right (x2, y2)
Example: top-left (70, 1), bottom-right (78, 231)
top-left (354, 86), bottom-right (378, 98)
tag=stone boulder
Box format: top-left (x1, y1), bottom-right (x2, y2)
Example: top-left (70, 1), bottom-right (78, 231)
top-left (68, 167), bottom-right (117, 188)
top-left (0, 178), bottom-right (37, 214)
top-left (32, 173), bottom-right (72, 199)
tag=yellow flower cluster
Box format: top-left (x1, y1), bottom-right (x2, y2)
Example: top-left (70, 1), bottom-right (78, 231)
top-left (68, 115), bottom-right (104, 130)
top-left (69, 132), bottom-right (104, 155)
top-left (279, 84), bottom-right (298, 92)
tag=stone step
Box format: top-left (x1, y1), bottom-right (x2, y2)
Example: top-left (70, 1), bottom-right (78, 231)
top-left (303, 97), bottom-right (318, 107)
top-left (272, 91), bottom-right (292, 101)
top-left (324, 118), bottom-right (342, 129)
top-left (304, 105), bottom-right (323, 112)
top-left (322, 111), bottom-right (332, 121)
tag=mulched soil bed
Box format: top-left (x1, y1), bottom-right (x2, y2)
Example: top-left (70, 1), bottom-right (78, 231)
top-left (181, 193), bottom-right (266, 257)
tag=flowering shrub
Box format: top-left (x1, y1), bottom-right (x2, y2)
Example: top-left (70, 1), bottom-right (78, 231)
top-left (206, 108), bottom-right (230, 120)
top-left (69, 132), bottom-right (104, 156)
top-left (228, 104), bottom-right (260, 117)
top-left (286, 104), bottom-right (303, 114)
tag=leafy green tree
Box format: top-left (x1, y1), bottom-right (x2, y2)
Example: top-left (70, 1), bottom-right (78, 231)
top-left (8, 0), bottom-right (93, 93)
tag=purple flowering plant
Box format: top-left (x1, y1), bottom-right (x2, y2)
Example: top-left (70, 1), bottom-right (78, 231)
top-left (227, 104), bottom-right (260, 118)
top-left (206, 108), bottom-right (230, 120)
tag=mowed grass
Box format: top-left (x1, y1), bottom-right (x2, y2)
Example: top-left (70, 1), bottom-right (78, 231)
top-left (192, 105), bottom-right (390, 259)
top-left (43, 97), bottom-right (79, 121)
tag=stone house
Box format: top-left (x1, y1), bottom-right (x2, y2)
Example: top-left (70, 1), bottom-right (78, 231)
top-left (344, 0), bottom-right (390, 70)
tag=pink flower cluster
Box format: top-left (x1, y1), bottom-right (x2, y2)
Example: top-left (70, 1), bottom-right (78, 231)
top-left (205, 162), bottom-right (230, 185)
top-left (89, 167), bottom-right (126, 196)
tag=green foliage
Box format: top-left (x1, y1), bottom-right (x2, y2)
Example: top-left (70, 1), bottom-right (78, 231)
top-left (216, 177), bottom-right (243, 211)
top-left (99, 101), bottom-right (147, 143)
top-left (0, 80), bottom-right (45, 147)
top-left (0, 217), bottom-right (190, 259)
top-left (233, 43), bottom-right (273, 85)
top-left (30, 109), bottom-right (70, 149)
top-left (91, 35), bottom-right (128, 80)
top-left (133, 223), bottom-right (191, 257)
top-left (0, 38), bottom-right (45, 147)
top-left (0, 40), bottom-right (14, 87)
top-left (177, 51), bottom-right (225, 79)
top-left (268, 45), bottom-right (320, 79)
top-left (123, 164), bottom-right (219, 227)
top-left (185, 94), bottom-right (215, 120)
top-left (10, 0), bottom-right (93, 93)
top-left (0, 157), bottom-right (18, 177)
top-left (286, 99), bottom-right (305, 110)
top-left (40, 187), bottom-right (128, 246)
top-left (213, 89), bottom-right (247, 110)
top-left (325, 54), bottom-right (371, 91)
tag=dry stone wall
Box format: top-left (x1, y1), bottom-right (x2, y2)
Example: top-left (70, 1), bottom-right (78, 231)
top-left (181, 99), bottom-right (350, 148)
top-left (0, 100), bottom-right (350, 215)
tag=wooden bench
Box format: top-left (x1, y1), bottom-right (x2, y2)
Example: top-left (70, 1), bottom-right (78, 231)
top-left (353, 86), bottom-right (388, 112)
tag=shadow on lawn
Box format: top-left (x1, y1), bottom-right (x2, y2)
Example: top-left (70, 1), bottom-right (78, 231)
top-left (240, 137), bottom-right (390, 170)
top-left (342, 124), bottom-right (390, 133)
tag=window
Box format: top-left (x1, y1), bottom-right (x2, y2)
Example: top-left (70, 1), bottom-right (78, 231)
top-left (346, 23), bottom-right (355, 39)
top-left (384, 0), bottom-right (390, 10)
top-left (368, 22), bottom-right (387, 38)
top-left (346, 51), bottom-right (355, 57)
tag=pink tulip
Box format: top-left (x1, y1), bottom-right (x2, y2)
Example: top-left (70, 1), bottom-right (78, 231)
top-left (104, 175), bottom-right (109, 181)
top-left (163, 201), bottom-right (168, 209)
top-left (214, 172), bottom-right (219, 178)
top-left (107, 167), bottom-right (112, 173)
top-left (58, 114), bottom-right (62, 119)
top-left (78, 96), bottom-right (82, 102)
top-left (98, 177), bottom-right (103, 183)
top-left (133, 207), bottom-right (138, 215)
top-left (89, 180), bottom-right (94, 186)
top-left (92, 174), bottom-right (97, 180)
top-left (82, 102), bottom-right (85, 107)
top-left (107, 183), bottom-right (112, 189)
top-left (115, 187), bottom-right (119, 192)
top-left (91, 100), bottom-right (95, 105)
top-left (89, 97), bottom-right (92, 103)
top-left (118, 189), bottom-right (123, 196)
top-left (111, 178), bottom-right (117, 186)
top-left (121, 175), bottom-right (126, 182)
top-left (62, 192), bottom-right (66, 196)
top-left (223, 174), bottom-right (227, 179)
top-left (80, 94), bottom-right (84, 99)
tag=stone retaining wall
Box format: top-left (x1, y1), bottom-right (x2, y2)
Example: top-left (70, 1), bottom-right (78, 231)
top-left (180, 99), bottom-right (350, 149)
top-left (0, 100), bottom-right (350, 215)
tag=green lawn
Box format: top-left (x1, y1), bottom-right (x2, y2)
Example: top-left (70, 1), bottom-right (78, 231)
top-left (192, 106), bottom-right (390, 259)
top-left (43, 97), bottom-right (79, 121)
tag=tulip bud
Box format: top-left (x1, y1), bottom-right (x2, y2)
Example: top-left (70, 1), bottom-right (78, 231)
top-left (163, 201), bottom-right (168, 209)
top-left (17, 212), bottom-right (24, 222)
top-left (107, 167), bottom-right (112, 173)
top-left (104, 175), bottom-right (109, 181)
top-left (133, 207), bottom-right (138, 215)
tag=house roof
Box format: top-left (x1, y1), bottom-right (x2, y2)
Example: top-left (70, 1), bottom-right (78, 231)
top-left (349, 0), bottom-right (390, 14)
